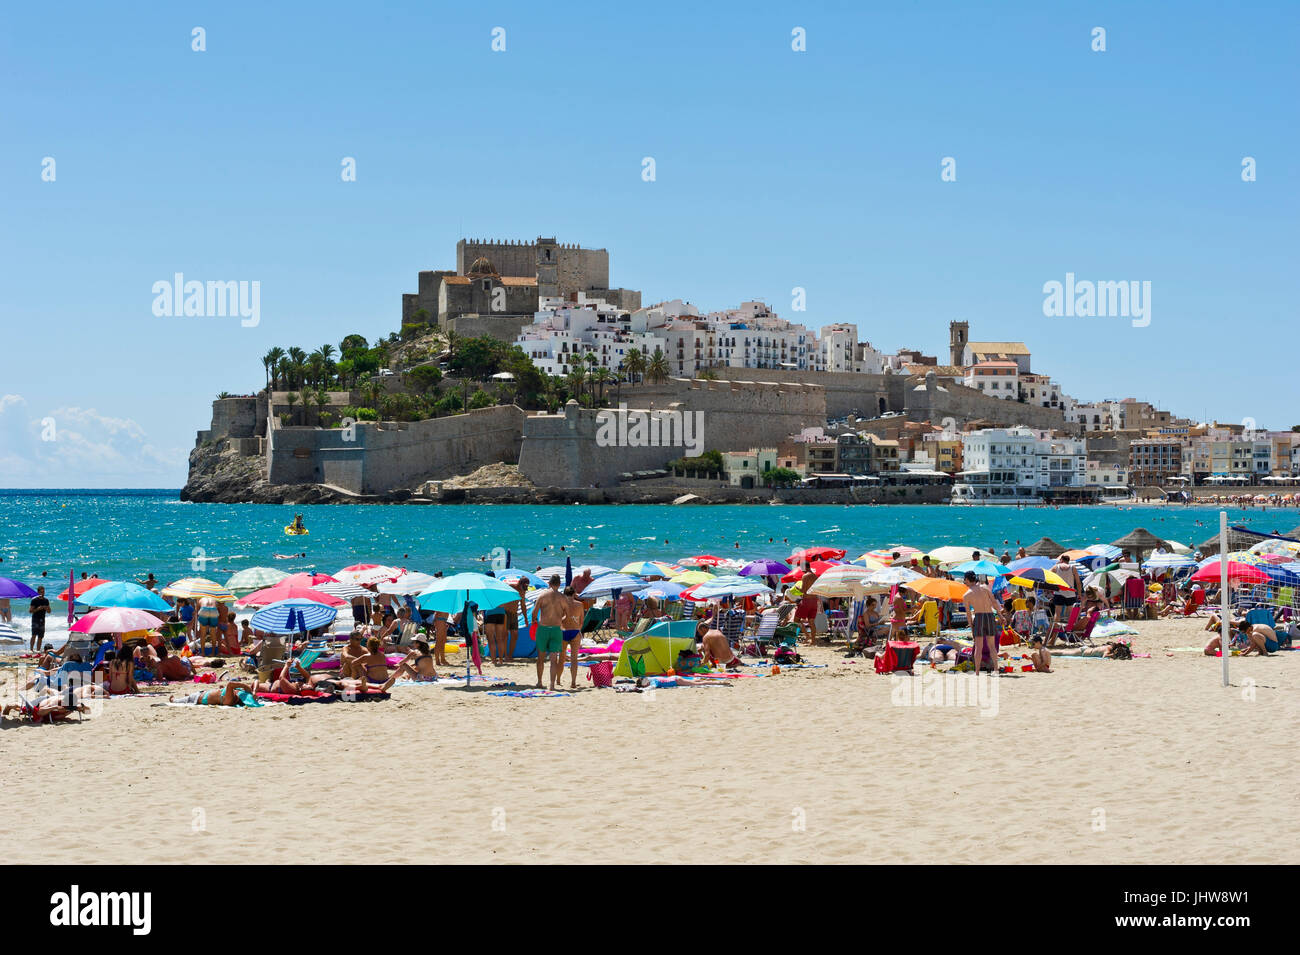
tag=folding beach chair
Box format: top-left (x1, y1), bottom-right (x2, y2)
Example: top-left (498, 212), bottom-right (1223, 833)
top-left (1054, 608), bottom-right (1098, 647)
top-left (717, 608), bottom-right (746, 648)
top-left (1121, 578), bottom-right (1147, 620)
top-left (748, 608), bottom-right (782, 658)
top-left (1180, 589), bottom-right (1207, 617)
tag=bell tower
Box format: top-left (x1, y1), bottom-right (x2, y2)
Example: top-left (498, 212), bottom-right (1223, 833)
top-left (949, 320), bottom-right (969, 367)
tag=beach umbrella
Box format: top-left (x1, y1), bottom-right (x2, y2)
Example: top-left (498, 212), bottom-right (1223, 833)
top-left (861, 546), bottom-right (921, 565)
top-left (1260, 563), bottom-right (1300, 588)
top-left (1083, 568), bottom-right (1138, 598)
top-left (225, 566), bottom-right (289, 594)
top-left (497, 569), bottom-right (546, 589)
top-left (619, 560), bottom-right (678, 577)
top-left (314, 581), bottom-right (373, 600)
top-left (950, 559), bottom-right (1013, 578)
top-left (1008, 556), bottom-right (1056, 573)
top-left (926, 545), bottom-right (994, 566)
top-left (1164, 540), bottom-right (1192, 555)
top-left (69, 606), bottom-right (165, 634)
top-left (904, 578), bottom-right (970, 602)
top-left (678, 554), bottom-right (725, 567)
top-left (578, 574), bottom-right (651, 598)
top-left (787, 547), bottom-right (846, 565)
top-left (865, 566), bottom-right (922, 585)
top-left (0, 577), bottom-right (38, 599)
top-left (236, 584), bottom-right (347, 609)
top-left (780, 560), bottom-right (844, 583)
top-left (1249, 537), bottom-right (1300, 558)
top-left (1189, 561), bottom-right (1269, 584)
top-left (1006, 568), bottom-right (1072, 590)
top-left (415, 573), bottom-right (521, 614)
top-left (0, 621), bottom-right (21, 645)
top-left (161, 577), bottom-right (235, 601)
top-left (1024, 537), bottom-right (1069, 558)
top-left (1143, 553), bottom-right (1198, 571)
top-left (738, 559), bottom-right (792, 577)
top-left (691, 575), bottom-right (774, 599)
top-left (806, 566), bottom-right (884, 598)
top-left (251, 598), bottom-right (339, 635)
top-left (669, 569), bottom-right (715, 585)
top-left (642, 581), bottom-right (687, 600)
top-left (282, 572), bottom-right (339, 587)
top-left (335, 564), bottom-right (403, 586)
top-left (1085, 544), bottom-right (1124, 560)
top-left (57, 576), bottom-right (110, 601)
top-left (1110, 528), bottom-right (1169, 560)
top-left (78, 581), bottom-right (170, 611)
top-left (376, 572), bottom-right (439, 595)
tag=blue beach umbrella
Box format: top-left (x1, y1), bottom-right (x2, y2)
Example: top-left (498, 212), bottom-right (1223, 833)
top-left (951, 559), bottom-right (1014, 578)
top-left (1008, 556), bottom-right (1056, 573)
top-left (691, 575), bottom-right (773, 599)
top-left (642, 581), bottom-right (687, 600)
top-left (415, 573), bottom-right (521, 614)
top-left (498, 569), bottom-right (545, 588)
top-left (78, 581), bottom-right (170, 612)
top-left (251, 598), bottom-right (338, 635)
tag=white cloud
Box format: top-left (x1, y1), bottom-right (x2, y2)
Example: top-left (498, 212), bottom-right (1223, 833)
top-left (0, 394), bottom-right (188, 488)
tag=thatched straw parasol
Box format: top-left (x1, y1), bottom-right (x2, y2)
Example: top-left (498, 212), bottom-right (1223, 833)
top-left (1197, 526), bottom-right (1268, 558)
top-left (1025, 536), bottom-right (1069, 558)
top-left (1110, 528), bottom-right (1169, 560)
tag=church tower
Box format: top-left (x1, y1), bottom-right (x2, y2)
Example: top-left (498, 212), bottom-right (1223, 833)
top-left (535, 236), bottom-right (559, 300)
top-left (949, 320), bottom-right (969, 367)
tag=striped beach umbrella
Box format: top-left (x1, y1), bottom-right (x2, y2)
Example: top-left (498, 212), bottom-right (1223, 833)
top-left (225, 567), bottom-right (290, 594)
top-left (0, 621), bottom-right (22, 644)
top-left (313, 581), bottom-right (372, 600)
top-left (162, 577), bottom-right (235, 601)
top-left (335, 564), bottom-right (403, 586)
top-left (251, 599), bottom-right (339, 635)
top-left (865, 566), bottom-right (922, 585)
top-left (619, 560), bottom-right (678, 578)
top-left (377, 572), bottom-right (439, 595)
top-left (806, 565), bottom-right (884, 598)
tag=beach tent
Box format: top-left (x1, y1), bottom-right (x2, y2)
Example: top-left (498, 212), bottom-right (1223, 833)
top-left (612, 620), bottom-right (698, 677)
top-left (1024, 537), bottom-right (1068, 558)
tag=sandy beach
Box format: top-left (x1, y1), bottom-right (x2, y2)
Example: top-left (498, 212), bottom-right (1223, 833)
top-left (3, 615), bottom-right (1295, 865)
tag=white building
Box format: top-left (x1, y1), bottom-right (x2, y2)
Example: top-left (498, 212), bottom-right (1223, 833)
top-left (963, 360), bottom-right (1020, 399)
top-left (954, 427), bottom-right (1087, 503)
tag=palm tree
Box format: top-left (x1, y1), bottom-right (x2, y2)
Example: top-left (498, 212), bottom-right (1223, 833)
top-left (286, 347), bottom-right (308, 389)
top-left (565, 366), bottom-right (588, 407)
top-left (313, 387), bottom-right (328, 424)
top-left (623, 348), bottom-right (645, 385)
top-left (592, 367), bottom-right (614, 405)
top-left (647, 347), bottom-right (670, 384)
top-left (285, 391), bottom-right (298, 425)
top-left (262, 347), bottom-right (285, 390)
top-left (444, 329), bottom-right (460, 361)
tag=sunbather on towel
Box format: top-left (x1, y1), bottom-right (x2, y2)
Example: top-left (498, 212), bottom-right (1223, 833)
top-left (3, 683), bottom-right (97, 721)
top-left (267, 648), bottom-right (328, 695)
top-left (169, 679), bottom-right (260, 706)
top-left (1057, 641), bottom-right (1132, 659)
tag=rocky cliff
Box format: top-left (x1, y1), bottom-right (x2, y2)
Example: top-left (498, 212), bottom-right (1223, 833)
top-left (180, 441), bottom-right (366, 504)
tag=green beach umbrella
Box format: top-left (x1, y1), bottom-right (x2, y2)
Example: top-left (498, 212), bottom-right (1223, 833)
top-left (225, 567), bottom-right (290, 594)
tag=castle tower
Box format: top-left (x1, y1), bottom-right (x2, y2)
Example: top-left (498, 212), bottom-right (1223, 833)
top-left (535, 236), bottom-right (559, 300)
top-left (949, 320), bottom-right (969, 367)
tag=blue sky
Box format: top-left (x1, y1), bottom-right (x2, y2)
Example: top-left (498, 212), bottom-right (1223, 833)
top-left (2, 0), bottom-right (1296, 487)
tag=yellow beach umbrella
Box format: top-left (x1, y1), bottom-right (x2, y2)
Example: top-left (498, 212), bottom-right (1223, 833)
top-left (162, 577), bottom-right (235, 601)
top-left (670, 570), bottom-right (715, 585)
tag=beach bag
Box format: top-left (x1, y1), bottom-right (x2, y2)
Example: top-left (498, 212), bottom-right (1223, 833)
top-left (587, 660), bottom-right (614, 687)
top-left (773, 645), bottom-right (801, 665)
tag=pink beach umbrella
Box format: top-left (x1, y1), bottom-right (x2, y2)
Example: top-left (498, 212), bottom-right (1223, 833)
top-left (70, 606), bottom-right (166, 634)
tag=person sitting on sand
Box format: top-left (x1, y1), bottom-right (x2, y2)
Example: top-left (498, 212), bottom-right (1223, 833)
top-left (382, 640), bottom-right (439, 688)
top-left (339, 630), bottom-right (368, 678)
top-left (169, 679), bottom-right (261, 707)
top-left (1024, 635), bottom-right (1052, 671)
top-left (351, 636), bottom-right (391, 692)
top-left (695, 622), bottom-right (743, 670)
top-left (1206, 621), bottom-right (1280, 657)
top-left (154, 643), bottom-right (192, 681)
top-left (104, 650), bottom-right (139, 696)
top-left (1203, 609), bottom-right (1246, 632)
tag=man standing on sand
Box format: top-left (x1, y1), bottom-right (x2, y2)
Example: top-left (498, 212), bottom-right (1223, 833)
top-left (559, 585), bottom-right (585, 689)
top-left (28, 586), bottom-right (50, 651)
top-left (533, 575), bottom-right (567, 690)
top-left (1052, 554), bottom-right (1083, 627)
top-left (962, 571), bottom-right (1000, 673)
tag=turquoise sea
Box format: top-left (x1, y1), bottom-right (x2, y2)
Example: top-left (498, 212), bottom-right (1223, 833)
top-left (2, 490), bottom-right (1295, 587)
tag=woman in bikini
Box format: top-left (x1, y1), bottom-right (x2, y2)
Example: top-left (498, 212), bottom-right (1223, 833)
top-left (169, 679), bottom-right (260, 706)
top-left (105, 650), bottom-right (139, 696)
top-left (347, 637), bottom-right (390, 693)
top-left (383, 640), bottom-right (439, 689)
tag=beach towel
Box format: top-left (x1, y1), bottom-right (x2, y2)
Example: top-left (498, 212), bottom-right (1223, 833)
top-left (487, 689), bottom-right (572, 698)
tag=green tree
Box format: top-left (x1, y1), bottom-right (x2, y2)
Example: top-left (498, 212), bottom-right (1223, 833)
top-left (647, 347), bottom-right (670, 384)
top-left (285, 391), bottom-right (298, 425)
top-left (468, 389), bottom-right (494, 410)
top-left (623, 348), bottom-right (645, 384)
top-left (262, 347), bottom-right (284, 390)
top-left (404, 364), bottom-right (443, 394)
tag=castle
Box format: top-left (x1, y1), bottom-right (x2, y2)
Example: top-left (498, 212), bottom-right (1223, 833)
top-left (400, 237), bottom-right (642, 342)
